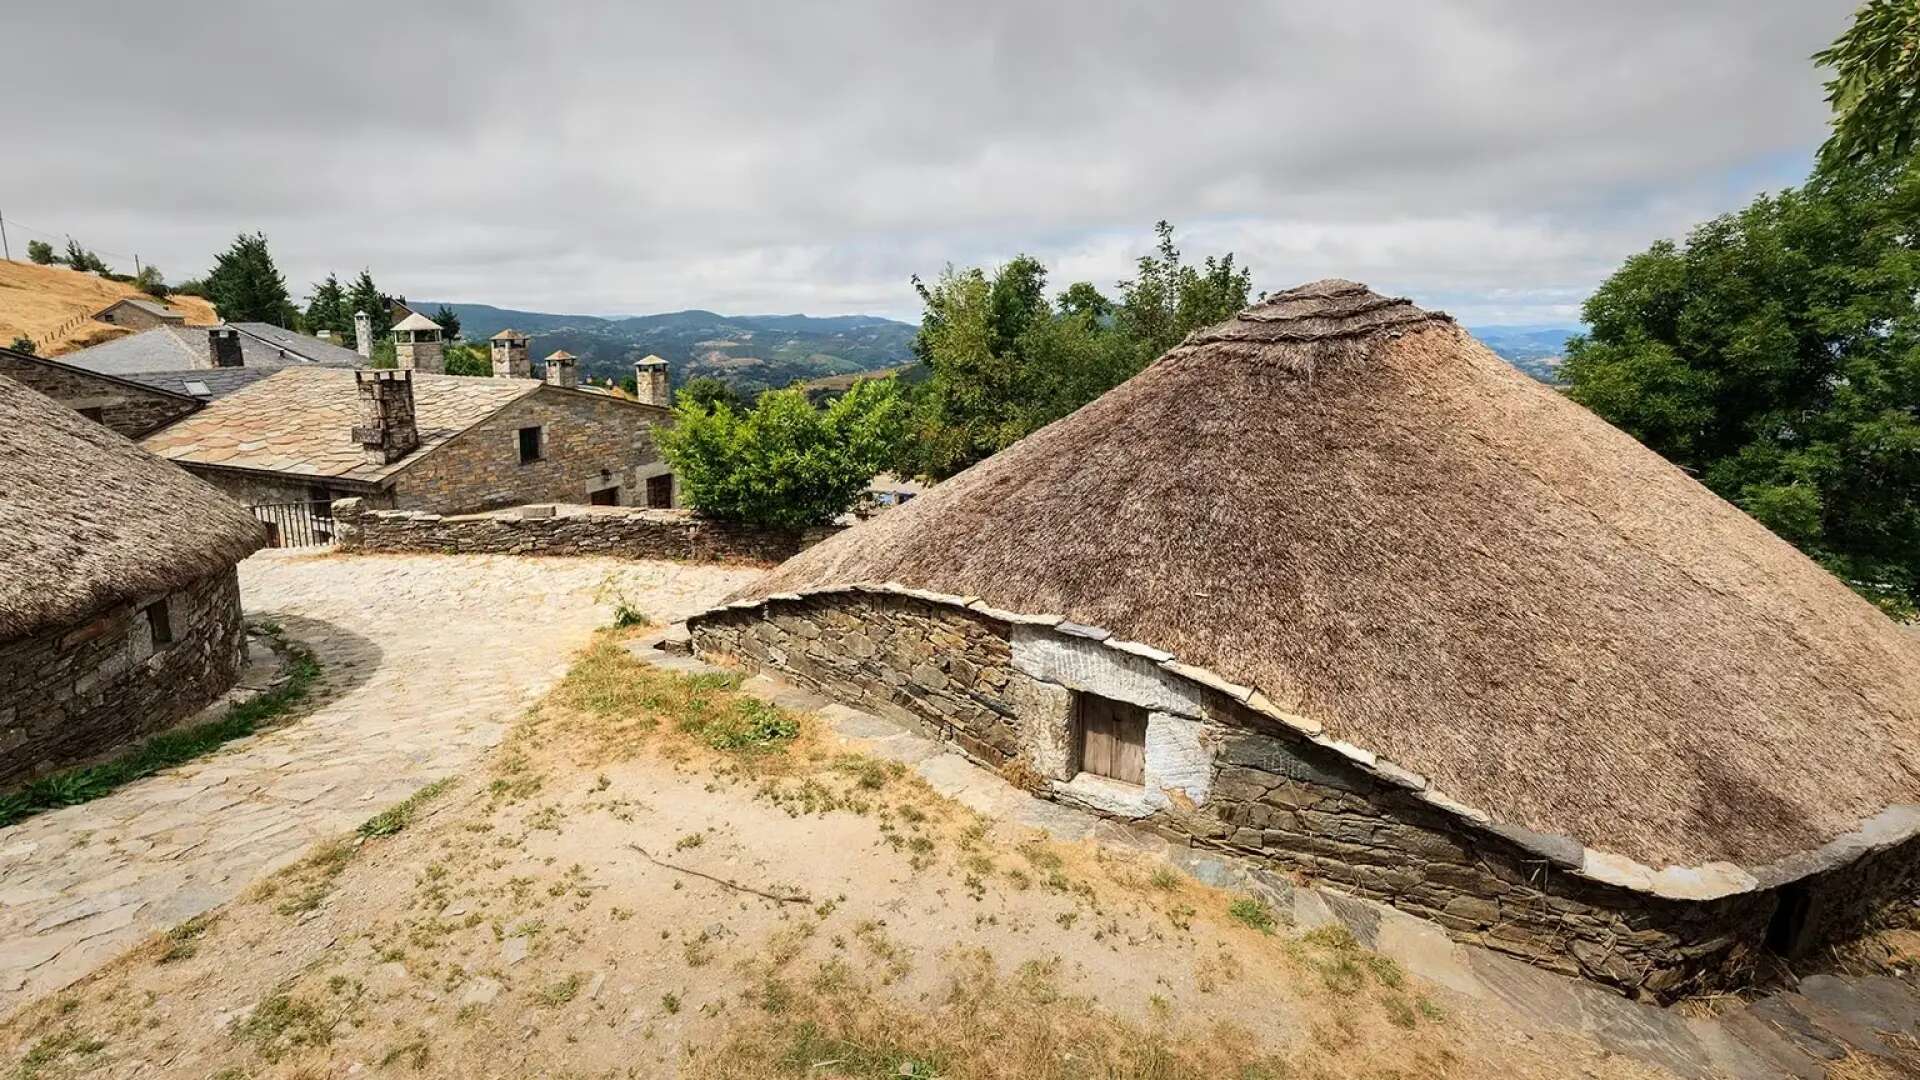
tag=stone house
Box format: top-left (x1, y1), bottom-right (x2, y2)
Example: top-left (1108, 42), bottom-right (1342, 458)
top-left (0, 344), bottom-right (200, 437)
top-left (0, 374), bottom-right (263, 788)
top-left (90, 297), bottom-right (188, 330)
top-left (688, 280), bottom-right (1920, 1000)
top-left (60, 322), bottom-right (363, 401)
top-left (139, 367), bottom-right (676, 514)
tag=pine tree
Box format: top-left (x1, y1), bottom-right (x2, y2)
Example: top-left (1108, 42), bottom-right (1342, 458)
top-left (346, 269), bottom-right (391, 346)
top-left (431, 304), bottom-right (461, 341)
top-left (305, 273), bottom-right (351, 339)
top-left (206, 232), bottom-right (294, 325)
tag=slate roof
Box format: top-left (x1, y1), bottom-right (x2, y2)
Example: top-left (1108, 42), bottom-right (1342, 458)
top-left (120, 367), bottom-right (283, 400)
top-left (140, 367), bottom-right (542, 485)
top-left (60, 323), bottom-right (363, 378)
top-left (91, 297), bottom-right (187, 321)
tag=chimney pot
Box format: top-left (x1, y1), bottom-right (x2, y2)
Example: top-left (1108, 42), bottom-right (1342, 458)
top-left (491, 330), bottom-right (531, 378)
top-left (352, 369), bottom-right (420, 465)
top-left (632, 354), bottom-right (671, 408)
top-left (207, 327), bottom-right (244, 368)
top-left (544, 350), bottom-right (578, 390)
top-left (353, 310), bottom-right (373, 359)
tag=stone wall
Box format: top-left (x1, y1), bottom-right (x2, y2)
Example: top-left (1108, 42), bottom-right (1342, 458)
top-left (689, 592), bottom-right (1903, 1000)
top-left (0, 353), bottom-right (199, 438)
top-left (94, 300), bottom-right (180, 330)
top-left (0, 567), bottom-right (248, 788)
top-left (184, 468), bottom-right (378, 511)
top-left (334, 499), bottom-right (839, 565)
top-left (388, 386), bottom-right (670, 514)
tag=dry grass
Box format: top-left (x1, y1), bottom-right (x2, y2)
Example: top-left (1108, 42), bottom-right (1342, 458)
top-left (0, 260), bottom-right (215, 353)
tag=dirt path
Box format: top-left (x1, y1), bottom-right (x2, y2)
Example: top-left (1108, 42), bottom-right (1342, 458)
top-left (0, 551), bottom-right (759, 1021)
top-left (0, 628), bottom-right (1682, 1080)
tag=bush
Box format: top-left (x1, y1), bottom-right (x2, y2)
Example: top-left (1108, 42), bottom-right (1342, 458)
top-left (25, 239), bottom-right (53, 265)
top-left (7, 335), bottom-right (36, 356)
top-left (659, 377), bottom-right (907, 529)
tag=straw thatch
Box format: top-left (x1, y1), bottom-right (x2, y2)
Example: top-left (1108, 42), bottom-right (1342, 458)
top-left (724, 280), bottom-right (1920, 869)
top-left (0, 375), bottom-right (264, 640)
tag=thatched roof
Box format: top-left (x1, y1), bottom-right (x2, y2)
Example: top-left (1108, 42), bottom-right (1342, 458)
top-left (0, 374), bottom-right (264, 640)
top-left (716, 280), bottom-right (1920, 882)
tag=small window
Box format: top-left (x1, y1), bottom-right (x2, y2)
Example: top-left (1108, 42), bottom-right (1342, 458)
top-left (646, 473), bottom-right (674, 508)
top-left (1073, 693), bottom-right (1147, 785)
top-left (77, 406), bottom-right (105, 423)
top-left (145, 599), bottom-right (174, 647)
top-left (590, 486), bottom-right (620, 506)
top-left (517, 426), bottom-right (543, 464)
top-left (1766, 885), bottom-right (1813, 957)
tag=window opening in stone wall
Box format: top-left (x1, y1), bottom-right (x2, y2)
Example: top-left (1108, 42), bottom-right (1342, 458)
top-left (77, 407), bottom-right (105, 423)
top-left (517, 425), bottom-right (542, 464)
top-left (646, 473), bottom-right (674, 508)
top-left (1072, 692), bottom-right (1147, 785)
top-left (1765, 884), bottom-right (1812, 957)
top-left (590, 487), bottom-right (620, 506)
top-left (145, 599), bottom-right (174, 647)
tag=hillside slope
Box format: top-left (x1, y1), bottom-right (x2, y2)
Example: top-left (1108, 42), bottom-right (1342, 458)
top-left (0, 261), bottom-right (217, 356)
top-left (428, 301), bottom-right (917, 394)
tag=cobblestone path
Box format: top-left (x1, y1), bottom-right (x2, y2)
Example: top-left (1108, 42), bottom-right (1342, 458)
top-left (0, 550), bottom-right (759, 1018)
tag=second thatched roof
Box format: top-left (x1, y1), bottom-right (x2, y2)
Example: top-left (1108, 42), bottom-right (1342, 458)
top-left (715, 280), bottom-right (1920, 878)
top-left (0, 375), bottom-right (265, 640)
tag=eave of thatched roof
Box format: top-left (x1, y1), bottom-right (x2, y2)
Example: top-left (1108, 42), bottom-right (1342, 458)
top-left (0, 374), bottom-right (265, 640)
top-left (694, 279), bottom-right (1920, 892)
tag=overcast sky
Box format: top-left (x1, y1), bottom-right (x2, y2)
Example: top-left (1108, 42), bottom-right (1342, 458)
top-left (2, 1), bottom-right (1853, 325)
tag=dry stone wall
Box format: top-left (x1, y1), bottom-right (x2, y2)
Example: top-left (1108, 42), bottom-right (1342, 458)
top-left (334, 499), bottom-right (839, 565)
top-left (0, 568), bottom-right (248, 788)
top-left (688, 591), bottom-right (1901, 1000)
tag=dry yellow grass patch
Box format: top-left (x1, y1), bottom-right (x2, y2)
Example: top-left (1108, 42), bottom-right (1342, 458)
top-left (0, 260), bottom-right (216, 354)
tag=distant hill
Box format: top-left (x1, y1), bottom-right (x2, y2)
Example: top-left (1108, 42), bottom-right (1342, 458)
top-left (421, 302), bottom-right (919, 395)
top-left (1466, 325), bottom-right (1579, 385)
top-left (0, 261), bottom-right (218, 356)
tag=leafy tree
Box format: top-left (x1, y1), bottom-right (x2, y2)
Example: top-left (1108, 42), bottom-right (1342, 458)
top-left (304, 273), bottom-right (352, 339)
top-left (901, 222), bottom-right (1252, 479)
top-left (345, 270), bottom-right (391, 346)
top-left (64, 238), bottom-right (87, 270)
top-left (442, 342), bottom-right (492, 376)
top-left (7, 335), bottom-right (35, 355)
top-left (1815, 0), bottom-right (1920, 168)
top-left (134, 265), bottom-right (167, 298)
top-left (171, 278), bottom-right (210, 299)
top-left (678, 375), bottom-right (742, 412)
top-left (25, 240), bottom-right (53, 265)
top-left (659, 378), bottom-right (908, 529)
top-left (206, 232), bottom-right (294, 325)
top-left (1564, 161), bottom-right (1920, 616)
top-left (432, 305), bottom-right (461, 341)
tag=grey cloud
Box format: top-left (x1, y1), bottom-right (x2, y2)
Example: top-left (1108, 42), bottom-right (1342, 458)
top-left (0, 0), bottom-right (1855, 322)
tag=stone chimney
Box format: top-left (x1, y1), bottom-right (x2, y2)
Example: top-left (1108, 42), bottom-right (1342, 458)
top-left (393, 312), bottom-right (445, 374)
top-left (351, 370), bottom-right (420, 465)
top-left (353, 310), bottom-right (373, 359)
top-left (207, 327), bottom-right (244, 368)
top-left (544, 350), bottom-right (578, 389)
top-left (490, 329), bottom-right (531, 378)
top-left (633, 354), bottom-right (670, 407)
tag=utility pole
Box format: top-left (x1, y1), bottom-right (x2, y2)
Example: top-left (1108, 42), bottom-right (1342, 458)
top-left (0, 211), bottom-right (9, 262)
top-left (134, 253), bottom-right (142, 278)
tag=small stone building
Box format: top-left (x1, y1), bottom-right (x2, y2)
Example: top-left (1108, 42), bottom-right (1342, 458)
top-left (139, 366), bottom-right (676, 514)
top-left (0, 345), bottom-right (200, 437)
top-left (90, 297), bottom-right (188, 330)
top-left (0, 375), bottom-right (263, 788)
top-left (689, 280), bottom-right (1920, 999)
top-left (59, 321), bottom-right (364, 402)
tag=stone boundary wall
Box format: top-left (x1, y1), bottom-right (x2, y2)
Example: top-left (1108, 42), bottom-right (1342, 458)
top-left (0, 567), bottom-right (248, 788)
top-left (333, 498), bottom-right (840, 566)
top-left (688, 591), bottom-right (1918, 1001)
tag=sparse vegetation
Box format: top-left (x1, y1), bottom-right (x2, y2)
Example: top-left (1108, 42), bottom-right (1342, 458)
top-left (358, 777), bottom-right (456, 838)
top-left (1228, 897), bottom-right (1279, 934)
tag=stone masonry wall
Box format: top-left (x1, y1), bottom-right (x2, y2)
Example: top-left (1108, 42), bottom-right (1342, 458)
top-left (688, 593), bottom-right (1897, 1000)
top-left (0, 567), bottom-right (247, 788)
top-left (182, 469), bottom-right (379, 511)
top-left (0, 353), bottom-right (199, 438)
top-left (334, 499), bottom-right (840, 565)
top-left (387, 386), bottom-right (669, 514)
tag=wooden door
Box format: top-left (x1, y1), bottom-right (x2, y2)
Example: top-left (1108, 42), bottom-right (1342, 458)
top-left (646, 474), bottom-right (674, 508)
top-left (1076, 694), bottom-right (1147, 785)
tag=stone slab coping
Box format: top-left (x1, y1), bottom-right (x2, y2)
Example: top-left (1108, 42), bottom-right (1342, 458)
top-left (685, 582), bottom-right (1915, 903)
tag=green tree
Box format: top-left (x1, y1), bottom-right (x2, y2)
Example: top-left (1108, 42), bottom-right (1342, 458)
top-left (1115, 220), bottom-right (1254, 358)
top-left (1564, 161), bottom-right (1920, 615)
top-left (345, 270), bottom-right (391, 346)
top-left (443, 342), bottom-right (492, 376)
top-left (431, 305), bottom-right (461, 341)
top-left (206, 232), bottom-right (293, 325)
top-left (304, 273), bottom-right (351, 339)
top-left (678, 375), bottom-right (742, 412)
top-left (1815, 0), bottom-right (1920, 168)
top-left (134, 265), bottom-right (168, 298)
top-left (7, 335), bottom-right (36, 355)
top-left (25, 240), bottom-right (53, 265)
top-left (659, 378), bottom-right (907, 529)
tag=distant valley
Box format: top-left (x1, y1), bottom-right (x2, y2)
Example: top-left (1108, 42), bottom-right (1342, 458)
top-left (423, 302), bottom-right (918, 393)
top-left (1466, 325), bottom-right (1578, 384)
